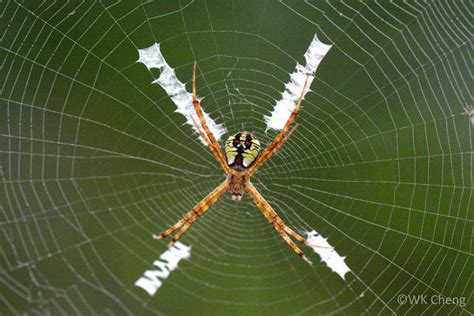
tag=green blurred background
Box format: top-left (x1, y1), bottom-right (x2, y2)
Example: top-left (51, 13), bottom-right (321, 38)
top-left (0, 0), bottom-right (472, 315)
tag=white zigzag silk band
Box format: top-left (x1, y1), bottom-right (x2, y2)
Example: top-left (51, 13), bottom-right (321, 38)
top-left (265, 35), bottom-right (332, 130)
top-left (137, 43), bottom-right (226, 143)
top-left (137, 35), bottom-right (331, 139)
top-left (307, 230), bottom-right (351, 280)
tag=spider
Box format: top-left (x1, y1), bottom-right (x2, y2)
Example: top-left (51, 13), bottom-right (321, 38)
top-left (154, 62), bottom-right (318, 264)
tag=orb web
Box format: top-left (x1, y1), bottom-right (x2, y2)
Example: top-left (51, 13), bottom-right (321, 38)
top-left (0, 1), bottom-right (472, 314)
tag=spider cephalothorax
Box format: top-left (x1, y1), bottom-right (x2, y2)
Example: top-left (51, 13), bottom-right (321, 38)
top-left (154, 62), bottom-right (318, 264)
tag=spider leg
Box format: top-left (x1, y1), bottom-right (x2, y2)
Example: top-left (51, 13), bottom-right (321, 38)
top-left (245, 182), bottom-right (312, 264)
top-left (283, 225), bottom-right (332, 250)
top-left (191, 115), bottom-right (211, 146)
top-left (154, 180), bottom-right (229, 243)
top-left (282, 225), bottom-right (309, 245)
top-left (191, 115), bottom-right (230, 172)
top-left (249, 124), bottom-right (299, 177)
top-left (192, 62), bottom-right (231, 174)
top-left (248, 75), bottom-right (309, 176)
top-left (169, 216), bottom-right (197, 246)
top-left (153, 212), bottom-right (193, 240)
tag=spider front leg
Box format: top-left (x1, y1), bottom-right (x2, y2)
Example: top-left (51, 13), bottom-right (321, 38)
top-left (191, 115), bottom-right (229, 173)
top-left (191, 62), bottom-right (231, 174)
top-left (248, 75), bottom-right (309, 176)
top-left (154, 180), bottom-right (229, 245)
top-left (245, 182), bottom-right (312, 264)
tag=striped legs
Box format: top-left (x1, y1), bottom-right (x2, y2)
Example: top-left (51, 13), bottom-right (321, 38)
top-left (191, 62), bottom-right (231, 174)
top-left (248, 76), bottom-right (308, 177)
top-left (245, 182), bottom-right (312, 264)
top-left (154, 180), bottom-right (229, 245)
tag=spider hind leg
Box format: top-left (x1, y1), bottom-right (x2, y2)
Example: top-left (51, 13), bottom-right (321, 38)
top-left (153, 180), bottom-right (229, 244)
top-left (245, 182), bottom-right (314, 264)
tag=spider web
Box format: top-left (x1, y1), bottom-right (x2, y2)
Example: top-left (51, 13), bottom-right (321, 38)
top-left (0, 1), bottom-right (472, 315)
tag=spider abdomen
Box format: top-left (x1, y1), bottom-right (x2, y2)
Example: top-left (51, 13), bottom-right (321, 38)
top-left (224, 132), bottom-right (260, 169)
